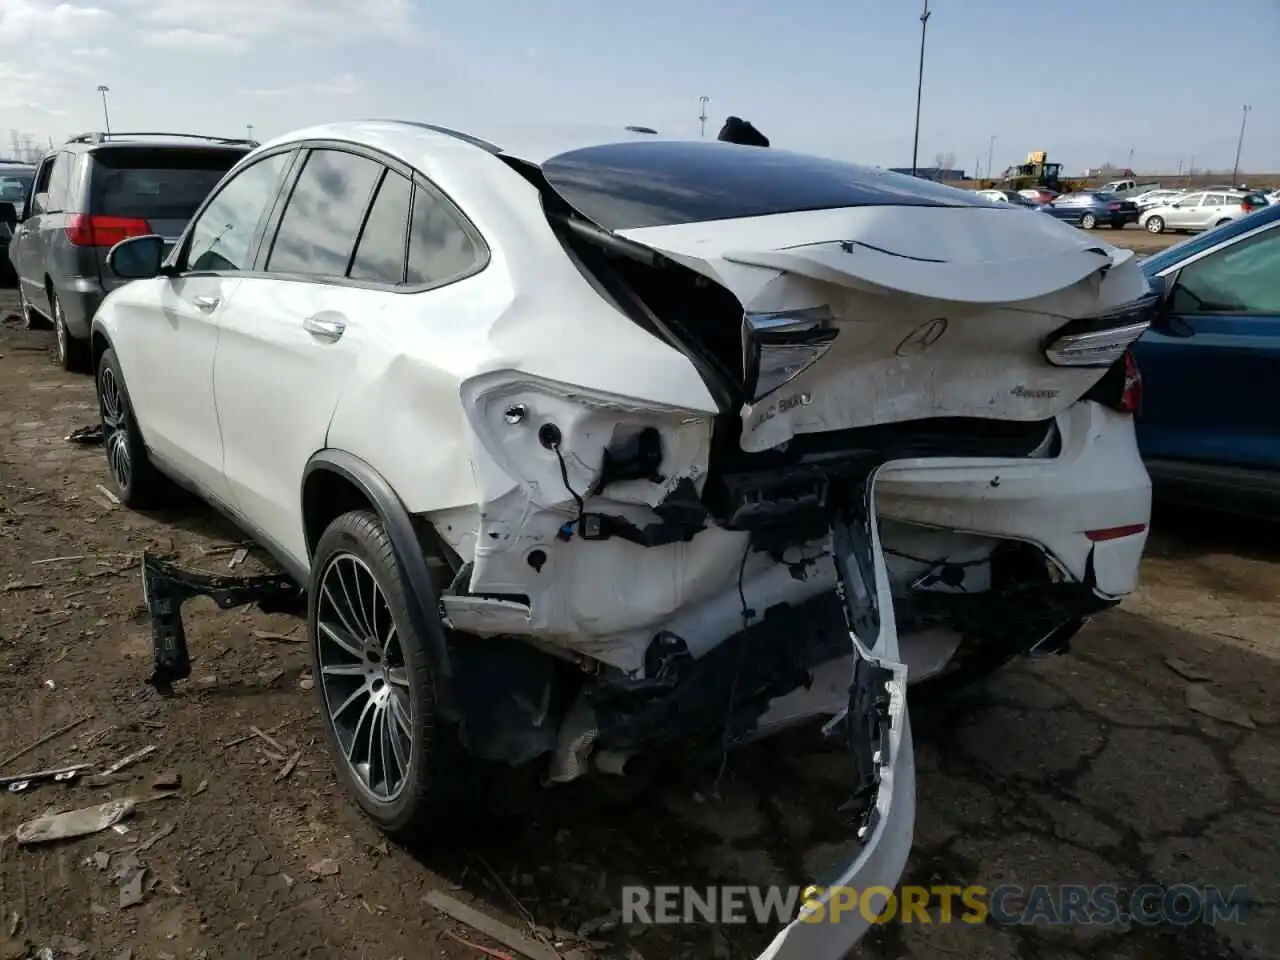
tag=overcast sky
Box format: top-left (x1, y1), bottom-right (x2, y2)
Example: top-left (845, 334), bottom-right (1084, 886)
top-left (2, 0), bottom-right (1277, 176)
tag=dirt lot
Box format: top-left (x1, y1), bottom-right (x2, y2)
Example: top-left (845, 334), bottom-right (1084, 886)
top-left (0, 264), bottom-right (1278, 960)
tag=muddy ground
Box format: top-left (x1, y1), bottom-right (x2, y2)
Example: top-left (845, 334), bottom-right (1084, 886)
top-left (0, 273), bottom-right (1277, 960)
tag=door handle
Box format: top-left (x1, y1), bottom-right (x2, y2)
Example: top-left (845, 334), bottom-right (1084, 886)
top-left (193, 295), bottom-right (220, 313)
top-left (303, 314), bottom-right (346, 342)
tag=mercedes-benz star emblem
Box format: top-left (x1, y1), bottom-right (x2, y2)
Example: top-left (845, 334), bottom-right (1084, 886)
top-left (894, 317), bottom-right (949, 356)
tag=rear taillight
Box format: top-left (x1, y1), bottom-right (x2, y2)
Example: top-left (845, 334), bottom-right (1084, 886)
top-left (1081, 347), bottom-right (1142, 415)
top-left (742, 306), bottom-right (839, 401)
top-left (1044, 293), bottom-right (1157, 368)
top-left (65, 214), bottom-right (151, 247)
top-left (1107, 202), bottom-right (1121, 211)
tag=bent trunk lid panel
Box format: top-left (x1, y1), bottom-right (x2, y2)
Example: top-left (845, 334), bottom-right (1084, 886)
top-left (617, 206), bottom-right (1150, 451)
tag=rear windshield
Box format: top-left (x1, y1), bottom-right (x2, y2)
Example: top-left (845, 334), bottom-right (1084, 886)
top-left (540, 140), bottom-right (984, 231)
top-left (0, 171), bottom-right (33, 202)
top-left (89, 147), bottom-right (246, 219)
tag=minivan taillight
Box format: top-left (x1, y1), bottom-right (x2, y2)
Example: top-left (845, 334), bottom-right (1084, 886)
top-left (65, 214), bottom-right (151, 247)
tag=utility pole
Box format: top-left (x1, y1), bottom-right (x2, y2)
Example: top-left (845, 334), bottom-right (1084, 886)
top-left (97, 84), bottom-right (112, 135)
top-left (1231, 104), bottom-right (1251, 185)
top-left (698, 96), bottom-right (710, 138)
top-left (986, 134), bottom-right (996, 183)
top-left (246, 123), bottom-right (254, 141)
top-left (910, 0), bottom-right (931, 177)
top-left (1127, 146), bottom-right (1134, 171)
top-left (974, 154), bottom-right (981, 182)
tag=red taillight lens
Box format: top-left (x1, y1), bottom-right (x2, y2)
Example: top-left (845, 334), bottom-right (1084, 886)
top-left (1107, 202), bottom-right (1121, 211)
top-left (1120, 348), bottom-right (1142, 414)
top-left (65, 214), bottom-right (151, 247)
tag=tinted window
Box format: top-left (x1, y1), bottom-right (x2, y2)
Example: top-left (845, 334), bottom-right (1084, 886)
top-left (46, 153), bottom-right (73, 210)
top-left (405, 183), bottom-right (482, 285)
top-left (1206, 194), bottom-right (1230, 206)
top-left (1171, 226), bottom-right (1280, 315)
top-left (1179, 194), bottom-right (1204, 207)
top-left (267, 149), bottom-right (381, 277)
top-left (540, 140), bottom-right (983, 231)
top-left (186, 152), bottom-right (291, 273)
top-left (348, 170), bottom-right (411, 283)
top-left (89, 148), bottom-right (243, 219)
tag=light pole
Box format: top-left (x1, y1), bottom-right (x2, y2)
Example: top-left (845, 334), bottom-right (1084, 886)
top-left (698, 96), bottom-right (710, 138)
top-left (97, 85), bottom-right (111, 135)
top-left (986, 134), bottom-right (996, 181)
top-left (910, 0), bottom-right (931, 177)
top-left (1231, 104), bottom-right (1251, 185)
top-left (1127, 146), bottom-right (1134, 171)
top-left (246, 123), bottom-right (254, 142)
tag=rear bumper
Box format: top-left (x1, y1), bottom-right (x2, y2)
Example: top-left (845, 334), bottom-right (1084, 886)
top-left (876, 401), bottom-right (1150, 599)
top-left (52, 278), bottom-right (105, 340)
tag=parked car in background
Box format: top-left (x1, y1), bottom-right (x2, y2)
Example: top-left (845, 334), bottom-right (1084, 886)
top-left (1099, 178), bottom-right (1160, 198)
top-left (0, 162), bottom-right (35, 284)
top-left (1046, 191), bottom-right (1140, 230)
top-left (1132, 188), bottom-right (1186, 210)
top-left (1019, 187), bottom-right (1059, 205)
top-left (88, 120), bottom-right (1157, 958)
top-left (1138, 190), bottom-right (1269, 235)
top-left (1134, 202), bottom-right (1280, 516)
top-left (7, 132), bottom-right (255, 371)
top-left (975, 188), bottom-right (1040, 206)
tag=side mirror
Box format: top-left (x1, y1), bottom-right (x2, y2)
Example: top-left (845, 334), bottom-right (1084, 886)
top-left (108, 234), bottom-right (166, 280)
top-left (0, 201), bottom-right (15, 228)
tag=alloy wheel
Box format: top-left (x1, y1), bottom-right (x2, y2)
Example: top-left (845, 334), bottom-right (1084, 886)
top-left (53, 297), bottom-right (68, 366)
top-left (316, 553), bottom-right (414, 803)
top-left (99, 367), bottom-right (131, 491)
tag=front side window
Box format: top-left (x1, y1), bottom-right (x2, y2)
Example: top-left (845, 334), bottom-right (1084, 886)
top-left (266, 148), bottom-right (382, 277)
top-left (1171, 226), bottom-right (1280, 315)
top-left (186, 152), bottom-right (291, 273)
top-left (1177, 194), bottom-right (1205, 208)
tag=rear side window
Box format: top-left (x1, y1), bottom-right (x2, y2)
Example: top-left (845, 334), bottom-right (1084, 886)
top-left (405, 183), bottom-right (482, 285)
top-left (46, 152), bottom-right (74, 210)
top-left (540, 140), bottom-right (982, 231)
top-left (89, 148), bottom-right (243, 219)
top-left (348, 171), bottom-right (412, 284)
top-left (267, 148), bottom-right (382, 277)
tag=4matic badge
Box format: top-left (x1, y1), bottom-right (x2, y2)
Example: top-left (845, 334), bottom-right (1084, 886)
top-left (1010, 384), bottom-right (1061, 399)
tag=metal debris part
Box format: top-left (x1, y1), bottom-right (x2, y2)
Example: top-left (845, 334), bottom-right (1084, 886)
top-left (0, 714), bottom-right (93, 772)
top-left (99, 745), bottom-right (158, 777)
top-left (425, 890), bottom-right (561, 960)
top-left (2, 763), bottom-right (91, 793)
top-left (16, 798), bottom-right (136, 845)
top-left (1186, 683), bottom-right (1256, 729)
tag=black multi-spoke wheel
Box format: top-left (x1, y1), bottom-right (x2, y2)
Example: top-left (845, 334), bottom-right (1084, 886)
top-left (95, 347), bottom-right (172, 507)
top-left (316, 553), bottom-right (415, 802)
top-left (309, 510), bottom-right (464, 838)
top-left (50, 291), bottom-right (90, 373)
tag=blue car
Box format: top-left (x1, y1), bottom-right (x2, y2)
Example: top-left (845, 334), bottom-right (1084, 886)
top-left (1044, 191), bottom-right (1141, 230)
top-left (1133, 203), bottom-right (1280, 515)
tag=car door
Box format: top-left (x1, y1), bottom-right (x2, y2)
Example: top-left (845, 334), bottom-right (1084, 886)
top-left (1135, 220), bottom-right (1280, 470)
top-left (1166, 192), bottom-right (1203, 230)
top-left (14, 155), bottom-right (55, 312)
top-left (212, 146), bottom-right (411, 568)
top-left (1199, 193), bottom-right (1231, 229)
top-left (111, 149), bottom-right (297, 503)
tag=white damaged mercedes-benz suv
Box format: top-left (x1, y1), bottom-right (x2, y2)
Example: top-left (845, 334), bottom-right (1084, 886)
top-left (90, 122), bottom-right (1155, 959)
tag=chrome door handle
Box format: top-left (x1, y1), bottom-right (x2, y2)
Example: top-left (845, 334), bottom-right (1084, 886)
top-left (193, 295), bottom-right (220, 312)
top-left (303, 315), bottom-right (346, 342)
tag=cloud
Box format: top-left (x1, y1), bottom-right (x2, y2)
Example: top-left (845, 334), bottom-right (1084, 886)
top-left (0, 0), bottom-right (110, 44)
top-left (131, 0), bottom-right (417, 51)
top-left (240, 73), bottom-right (362, 100)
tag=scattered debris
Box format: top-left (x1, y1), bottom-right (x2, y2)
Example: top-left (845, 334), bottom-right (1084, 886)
top-left (256, 667), bottom-right (285, 686)
top-left (137, 822), bottom-right (176, 853)
top-left (32, 555), bottom-right (88, 566)
top-left (1186, 684), bottom-right (1256, 729)
top-left (308, 858), bottom-right (340, 878)
top-left (93, 852), bottom-right (111, 871)
top-left (250, 726), bottom-right (288, 754)
top-left (196, 541), bottom-right (252, 556)
top-left (1, 580), bottom-right (37, 593)
top-left (99, 745), bottom-right (158, 777)
top-left (151, 771), bottom-right (181, 791)
top-left (0, 762), bottom-right (91, 793)
top-left (228, 548), bottom-right (249, 569)
top-left (274, 751), bottom-right (302, 782)
top-left (94, 484), bottom-right (121, 506)
top-left (1165, 656), bottom-right (1213, 682)
top-left (119, 868), bottom-right (147, 908)
top-left (425, 891), bottom-right (561, 960)
top-left (0, 713), bottom-right (93, 772)
top-left (253, 629), bottom-right (305, 644)
top-left (43, 679), bottom-right (55, 691)
top-left (48, 935), bottom-right (89, 957)
top-left (193, 779), bottom-right (209, 796)
top-left (16, 798), bottom-right (136, 845)
top-left (299, 673), bottom-right (315, 691)
top-left (65, 424), bottom-right (104, 445)
top-left (578, 909), bottom-right (620, 937)
top-left (85, 773), bottom-right (128, 789)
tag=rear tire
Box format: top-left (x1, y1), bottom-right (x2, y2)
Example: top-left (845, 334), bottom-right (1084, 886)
top-left (1079, 213), bottom-right (1097, 230)
top-left (96, 347), bottom-right (176, 508)
top-left (1215, 219), bottom-right (1231, 227)
top-left (50, 290), bottom-right (91, 373)
top-left (1145, 216), bottom-right (1165, 234)
top-left (310, 510), bottom-right (472, 840)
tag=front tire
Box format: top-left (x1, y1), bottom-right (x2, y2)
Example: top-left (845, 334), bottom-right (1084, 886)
top-left (96, 347), bottom-right (175, 508)
top-left (310, 510), bottom-right (466, 839)
top-left (1079, 212), bottom-right (1097, 230)
top-left (51, 291), bottom-right (91, 373)
top-left (1145, 216), bottom-right (1165, 234)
